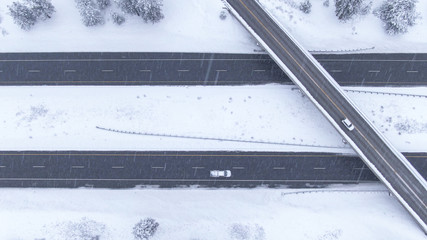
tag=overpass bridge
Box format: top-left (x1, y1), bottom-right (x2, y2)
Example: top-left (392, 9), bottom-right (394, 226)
top-left (224, 0), bottom-right (427, 232)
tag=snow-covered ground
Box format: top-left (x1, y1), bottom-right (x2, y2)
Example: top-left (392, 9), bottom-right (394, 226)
top-left (0, 184), bottom-right (425, 240)
top-left (260, 0), bottom-right (427, 53)
top-left (1, 1), bottom-right (426, 239)
top-left (0, 0), bottom-right (426, 53)
top-left (0, 85), bottom-right (426, 152)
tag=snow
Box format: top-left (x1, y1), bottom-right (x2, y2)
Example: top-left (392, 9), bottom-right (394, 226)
top-left (1, 1), bottom-right (426, 238)
top-left (259, 0), bottom-right (427, 53)
top-left (0, 184), bottom-right (425, 240)
top-left (0, 0), bottom-right (427, 53)
top-left (0, 84), bottom-right (426, 152)
top-left (0, 0), bottom-right (255, 53)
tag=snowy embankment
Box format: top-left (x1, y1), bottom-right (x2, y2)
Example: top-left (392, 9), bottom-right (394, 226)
top-left (0, 0), bottom-right (427, 53)
top-left (0, 184), bottom-right (425, 240)
top-left (1, 85), bottom-right (426, 152)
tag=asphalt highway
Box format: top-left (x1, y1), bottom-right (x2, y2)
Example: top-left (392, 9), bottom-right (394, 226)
top-left (0, 52), bottom-right (426, 86)
top-left (226, 0), bottom-right (427, 231)
top-left (0, 151), bottom-right (425, 188)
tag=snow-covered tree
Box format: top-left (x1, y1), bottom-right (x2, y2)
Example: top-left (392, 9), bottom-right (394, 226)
top-left (116, 0), bottom-right (139, 15)
top-left (375, 0), bottom-right (418, 35)
top-left (96, 0), bottom-right (111, 10)
top-left (335, 0), bottom-right (371, 21)
top-left (299, 0), bottom-right (312, 14)
top-left (75, 0), bottom-right (105, 27)
top-left (8, 2), bottom-right (37, 30)
top-left (116, 0), bottom-right (164, 23)
top-left (140, 0), bottom-right (164, 23)
top-left (25, 0), bottom-right (55, 20)
top-left (111, 12), bottom-right (125, 25)
top-left (132, 218), bottom-right (159, 240)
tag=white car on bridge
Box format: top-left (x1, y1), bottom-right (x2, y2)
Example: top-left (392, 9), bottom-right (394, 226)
top-left (342, 118), bottom-right (354, 131)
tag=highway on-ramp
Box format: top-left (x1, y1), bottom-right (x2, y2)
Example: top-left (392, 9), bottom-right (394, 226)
top-left (225, 0), bottom-right (427, 231)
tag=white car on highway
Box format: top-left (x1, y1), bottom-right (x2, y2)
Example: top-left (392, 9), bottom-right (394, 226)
top-left (210, 170), bottom-right (232, 178)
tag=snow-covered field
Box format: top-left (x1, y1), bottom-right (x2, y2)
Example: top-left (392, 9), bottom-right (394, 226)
top-left (0, 85), bottom-right (426, 152)
top-left (0, 0), bottom-right (426, 53)
top-left (0, 184), bottom-right (425, 240)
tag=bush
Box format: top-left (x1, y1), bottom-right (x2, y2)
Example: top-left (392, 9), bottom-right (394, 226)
top-left (323, 0), bottom-right (330, 7)
top-left (75, 0), bottom-right (105, 27)
top-left (299, 0), bottom-right (312, 14)
top-left (112, 12), bottom-right (126, 25)
top-left (375, 0), bottom-right (418, 35)
top-left (219, 10), bottom-right (227, 20)
top-left (132, 218), bottom-right (159, 240)
top-left (60, 218), bottom-right (105, 240)
top-left (229, 224), bottom-right (250, 240)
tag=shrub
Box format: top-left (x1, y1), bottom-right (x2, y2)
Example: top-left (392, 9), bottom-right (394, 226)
top-left (299, 0), bottom-right (312, 14)
top-left (220, 10), bottom-right (227, 20)
top-left (112, 12), bottom-right (126, 25)
top-left (132, 218), bottom-right (159, 240)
